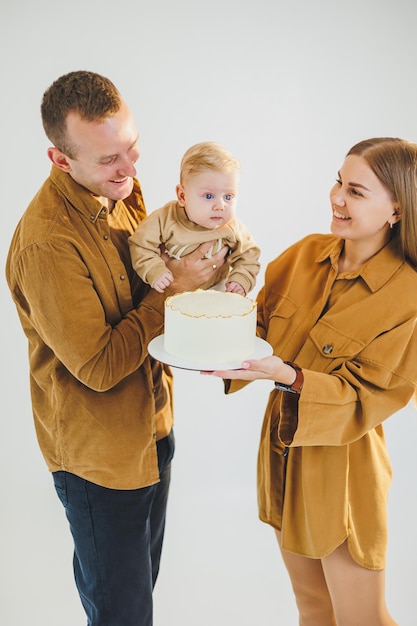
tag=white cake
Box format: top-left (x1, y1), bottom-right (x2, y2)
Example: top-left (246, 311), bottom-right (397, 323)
top-left (164, 290), bottom-right (257, 366)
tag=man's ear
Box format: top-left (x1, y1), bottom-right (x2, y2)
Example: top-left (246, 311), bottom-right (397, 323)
top-left (176, 184), bottom-right (186, 206)
top-left (47, 147), bottom-right (72, 172)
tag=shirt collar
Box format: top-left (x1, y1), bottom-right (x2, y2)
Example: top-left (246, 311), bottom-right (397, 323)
top-left (316, 236), bottom-right (404, 293)
top-left (50, 165), bottom-right (108, 222)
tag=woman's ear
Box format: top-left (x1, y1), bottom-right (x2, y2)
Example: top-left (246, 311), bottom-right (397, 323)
top-left (392, 205), bottom-right (401, 225)
top-left (176, 184), bottom-right (186, 206)
top-left (47, 147), bottom-right (72, 173)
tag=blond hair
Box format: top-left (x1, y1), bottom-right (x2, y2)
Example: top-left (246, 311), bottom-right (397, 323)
top-left (179, 142), bottom-right (240, 184)
top-left (347, 137), bottom-right (417, 270)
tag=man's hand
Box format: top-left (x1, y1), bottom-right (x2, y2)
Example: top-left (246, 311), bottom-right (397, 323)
top-left (162, 241), bottom-right (229, 293)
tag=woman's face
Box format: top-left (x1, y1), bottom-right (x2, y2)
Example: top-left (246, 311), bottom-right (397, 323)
top-left (329, 154), bottom-right (400, 251)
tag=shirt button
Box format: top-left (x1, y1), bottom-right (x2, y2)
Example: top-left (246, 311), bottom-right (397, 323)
top-left (322, 344), bottom-right (333, 354)
top-left (103, 235), bottom-right (109, 240)
top-left (120, 275), bottom-right (126, 281)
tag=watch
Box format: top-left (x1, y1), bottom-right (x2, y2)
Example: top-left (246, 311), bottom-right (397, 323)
top-left (274, 362), bottom-right (304, 394)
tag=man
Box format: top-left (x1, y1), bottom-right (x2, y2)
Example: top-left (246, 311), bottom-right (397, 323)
top-left (6, 70), bottom-right (227, 626)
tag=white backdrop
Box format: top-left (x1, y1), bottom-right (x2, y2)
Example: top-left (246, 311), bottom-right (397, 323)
top-left (1, 1), bottom-right (417, 624)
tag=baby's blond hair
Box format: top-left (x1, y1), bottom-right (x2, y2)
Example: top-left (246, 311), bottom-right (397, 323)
top-left (180, 142), bottom-right (240, 184)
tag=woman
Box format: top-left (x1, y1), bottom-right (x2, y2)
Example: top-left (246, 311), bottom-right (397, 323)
top-left (207, 138), bottom-right (417, 625)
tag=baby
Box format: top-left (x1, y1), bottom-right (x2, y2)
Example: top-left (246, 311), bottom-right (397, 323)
top-left (129, 141), bottom-right (260, 295)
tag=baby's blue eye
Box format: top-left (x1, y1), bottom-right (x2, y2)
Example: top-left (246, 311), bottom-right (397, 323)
top-left (204, 193), bottom-right (214, 199)
top-left (225, 194), bottom-right (232, 201)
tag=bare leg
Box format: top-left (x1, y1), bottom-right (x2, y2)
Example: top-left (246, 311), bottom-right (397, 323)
top-left (275, 530), bottom-right (337, 626)
top-left (321, 540), bottom-right (398, 626)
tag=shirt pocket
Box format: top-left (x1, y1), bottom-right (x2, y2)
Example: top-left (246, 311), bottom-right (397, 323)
top-left (265, 294), bottom-right (300, 353)
top-left (267, 294), bottom-right (299, 329)
top-left (306, 320), bottom-right (365, 372)
top-left (265, 294), bottom-right (300, 358)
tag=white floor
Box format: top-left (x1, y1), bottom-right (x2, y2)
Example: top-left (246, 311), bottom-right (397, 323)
top-left (2, 368), bottom-right (416, 625)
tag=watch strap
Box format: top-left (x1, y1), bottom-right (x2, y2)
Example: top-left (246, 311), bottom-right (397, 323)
top-left (274, 362), bottom-right (304, 394)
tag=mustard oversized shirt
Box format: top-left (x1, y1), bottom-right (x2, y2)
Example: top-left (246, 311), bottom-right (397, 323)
top-left (230, 234), bottom-right (417, 569)
top-left (6, 166), bottom-right (173, 490)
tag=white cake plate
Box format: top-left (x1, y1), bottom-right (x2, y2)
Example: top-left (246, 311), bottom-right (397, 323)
top-left (148, 335), bottom-right (273, 371)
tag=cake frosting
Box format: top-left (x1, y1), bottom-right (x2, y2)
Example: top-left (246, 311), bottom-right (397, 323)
top-left (164, 290), bottom-right (257, 366)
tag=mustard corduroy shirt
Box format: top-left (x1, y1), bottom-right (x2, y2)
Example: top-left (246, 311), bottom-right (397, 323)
top-left (229, 233), bottom-right (417, 569)
top-left (6, 166), bottom-right (173, 490)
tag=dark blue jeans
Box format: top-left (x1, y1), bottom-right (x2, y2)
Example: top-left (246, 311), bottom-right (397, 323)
top-left (53, 431), bottom-right (175, 626)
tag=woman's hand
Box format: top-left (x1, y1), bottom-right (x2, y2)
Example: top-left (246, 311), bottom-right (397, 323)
top-left (202, 355), bottom-right (297, 385)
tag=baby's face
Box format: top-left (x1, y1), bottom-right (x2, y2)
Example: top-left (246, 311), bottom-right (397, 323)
top-left (176, 169), bottom-right (239, 229)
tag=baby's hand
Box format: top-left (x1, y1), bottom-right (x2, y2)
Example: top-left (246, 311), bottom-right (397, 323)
top-left (226, 281), bottom-right (246, 296)
top-left (152, 271), bottom-right (174, 293)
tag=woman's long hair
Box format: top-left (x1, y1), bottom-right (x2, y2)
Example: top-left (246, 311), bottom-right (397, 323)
top-left (347, 137), bottom-right (417, 271)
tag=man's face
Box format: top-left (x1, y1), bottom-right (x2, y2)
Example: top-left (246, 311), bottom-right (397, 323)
top-left (62, 99), bottom-right (140, 205)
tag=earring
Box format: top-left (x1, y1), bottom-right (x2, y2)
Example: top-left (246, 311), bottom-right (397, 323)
top-left (389, 222), bottom-right (393, 229)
